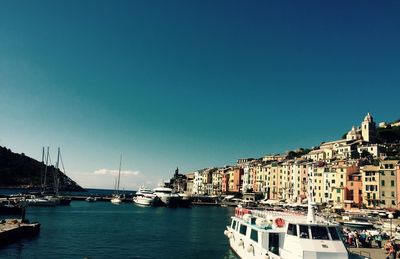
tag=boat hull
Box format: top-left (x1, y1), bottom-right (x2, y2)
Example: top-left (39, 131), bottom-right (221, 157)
top-left (342, 222), bottom-right (374, 229)
top-left (133, 196), bottom-right (157, 206)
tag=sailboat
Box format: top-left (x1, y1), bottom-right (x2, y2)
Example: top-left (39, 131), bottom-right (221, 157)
top-left (26, 147), bottom-right (58, 206)
top-left (26, 147), bottom-right (71, 206)
top-left (111, 154), bottom-right (123, 204)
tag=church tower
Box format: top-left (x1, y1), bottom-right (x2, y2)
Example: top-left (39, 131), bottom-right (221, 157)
top-left (361, 112), bottom-right (376, 143)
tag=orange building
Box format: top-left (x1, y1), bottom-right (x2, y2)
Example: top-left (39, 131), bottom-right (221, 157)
top-left (345, 172), bottom-right (363, 210)
top-left (221, 172), bottom-right (229, 194)
top-left (231, 168), bottom-right (243, 193)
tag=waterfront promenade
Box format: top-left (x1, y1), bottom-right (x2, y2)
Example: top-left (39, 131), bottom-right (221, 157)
top-left (349, 247), bottom-right (386, 259)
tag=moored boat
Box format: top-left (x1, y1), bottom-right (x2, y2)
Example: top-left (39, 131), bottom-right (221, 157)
top-left (342, 220), bottom-right (374, 229)
top-left (133, 187), bottom-right (158, 206)
top-left (111, 195), bottom-right (122, 204)
top-left (111, 154), bottom-right (123, 205)
top-left (85, 196), bottom-right (97, 202)
top-left (153, 186), bottom-right (181, 207)
top-left (0, 201), bottom-right (23, 215)
top-left (26, 195), bottom-right (58, 207)
top-left (224, 176), bottom-right (369, 259)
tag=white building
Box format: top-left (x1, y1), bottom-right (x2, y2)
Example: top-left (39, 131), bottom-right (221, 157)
top-left (192, 170), bottom-right (204, 195)
top-left (357, 144), bottom-right (386, 158)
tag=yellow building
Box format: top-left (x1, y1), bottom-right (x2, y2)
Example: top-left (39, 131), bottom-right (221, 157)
top-left (361, 165), bottom-right (380, 208)
top-left (330, 165), bottom-right (348, 208)
top-left (379, 160), bottom-right (399, 209)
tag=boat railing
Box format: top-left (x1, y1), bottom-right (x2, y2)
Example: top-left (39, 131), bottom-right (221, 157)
top-left (250, 209), bottom-right (306, 219)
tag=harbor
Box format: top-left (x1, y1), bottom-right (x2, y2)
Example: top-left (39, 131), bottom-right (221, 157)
top-left (0, 200), bottom-right (236, 259)
top-left (3, 188), bottom-right (400, 258)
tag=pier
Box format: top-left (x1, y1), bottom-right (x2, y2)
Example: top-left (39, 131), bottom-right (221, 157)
top-left (0, 219), bottom-right (40, 246)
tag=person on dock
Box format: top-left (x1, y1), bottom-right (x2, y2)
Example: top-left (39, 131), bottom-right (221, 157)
top-left (386, 246), bottom-right (396, 259)
top-left (355, 232), bottom-right (360, 248)
top-left (375, 231), bottom-right (383, 248)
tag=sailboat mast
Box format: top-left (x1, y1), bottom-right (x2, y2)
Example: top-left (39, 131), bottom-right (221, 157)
top-left (40, 147), bottom-right (45, 192)
top-left (116, 154), bottom-right (122, 195)
top-left (54, 147), bottom-right (60, 196)
top-left (43, 147), bottom-right (50, 193)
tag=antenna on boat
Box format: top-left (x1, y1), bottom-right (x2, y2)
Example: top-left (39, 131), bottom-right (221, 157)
top-left (307, 163), bottom-right (316, 224)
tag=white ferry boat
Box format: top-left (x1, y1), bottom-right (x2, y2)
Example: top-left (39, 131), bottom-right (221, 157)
top-left (224, 204), bottom-right (370, 259)
top-left (133, 187), bottom-right (158, 206)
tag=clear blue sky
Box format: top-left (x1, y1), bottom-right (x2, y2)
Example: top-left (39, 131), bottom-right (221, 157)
top-left (1, 1), bottom-right (399, 189)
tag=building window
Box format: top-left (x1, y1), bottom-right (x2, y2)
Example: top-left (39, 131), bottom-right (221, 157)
top-left (392, 192), bottom-right (395, 197)
top-left (391, 180), bottom-right (395, 187)
top-left (382, 180), bottom-right (385, 186)
top-left (392, 200), bottom-right (396, 206)
top-left (382, 191), bottom-right (385, 197)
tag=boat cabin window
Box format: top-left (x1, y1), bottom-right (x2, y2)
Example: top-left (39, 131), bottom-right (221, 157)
top-left (231, 220), bottom-right (237, 230)
top-left (328, 227), bottom-right (340, 240)
top-left (310, 226), bottom-right (329, 240)
top-left (269, 233), bottom-right (280, 255)
top-left (250, 229), bottom-right (258, 242)
top-left (239, 224), bottom-right (247, 235)
top-left (287, 223), bottom-right (298, 236)
top-left (299, 225), bottom-right (309, 239)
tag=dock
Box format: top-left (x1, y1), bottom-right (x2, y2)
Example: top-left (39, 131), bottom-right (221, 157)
top-left (0, 219), bottom-right (40, 246)
top-left (349, 247), bottom-right (386, 259)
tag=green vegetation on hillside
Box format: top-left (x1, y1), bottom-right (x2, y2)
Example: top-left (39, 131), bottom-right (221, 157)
top-left (0, 146), bottom-right (85, 191)
top-left (286, 148), bottom-right (311, 159)
top-left (377, 126), bottom-right (400, 144)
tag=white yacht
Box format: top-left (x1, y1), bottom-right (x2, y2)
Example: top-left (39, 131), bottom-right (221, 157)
top-left (133, 187), bottom-right (158, 206)
top-left (153, 186), bottom-right (180, 207)
top-left (26, 195), bottom-right (58, 207)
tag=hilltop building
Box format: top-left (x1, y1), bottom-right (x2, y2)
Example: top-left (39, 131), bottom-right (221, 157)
top-left (168, 167), bottom-right (187, 193)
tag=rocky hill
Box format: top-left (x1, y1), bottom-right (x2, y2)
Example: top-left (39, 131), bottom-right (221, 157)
top-left (0, 146), bottom-right (85, 192)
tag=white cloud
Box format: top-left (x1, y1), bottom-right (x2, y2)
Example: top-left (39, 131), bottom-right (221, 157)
top-left (94, 168), bottom-right (140, 176)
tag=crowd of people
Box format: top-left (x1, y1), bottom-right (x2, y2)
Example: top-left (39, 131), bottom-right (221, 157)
top-left (343, 229), bottom-right (382, 248)
top-left (343, 228), bottom-right (400, 259)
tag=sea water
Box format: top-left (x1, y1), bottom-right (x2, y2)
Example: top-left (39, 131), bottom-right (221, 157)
top-left (1, 201), bottom-right (238, 259)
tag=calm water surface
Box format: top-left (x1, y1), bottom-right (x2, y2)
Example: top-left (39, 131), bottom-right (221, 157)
top-left (1, 201), bottom-right (238, 259)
